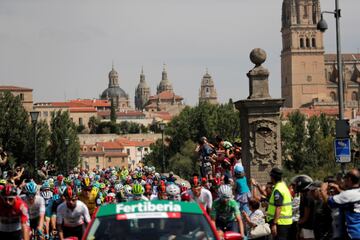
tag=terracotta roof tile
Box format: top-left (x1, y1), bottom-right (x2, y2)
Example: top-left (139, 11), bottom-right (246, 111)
top-left (97, 141), bottom-right (124, 149)
top-left (0, 85), bottom-right (33, 91)
top-left (148, 90), bottom-right (183, 100)
top-left (69, 99), bottom-right (110, 107)
top-left (325, 54), bottom-right (360, 62)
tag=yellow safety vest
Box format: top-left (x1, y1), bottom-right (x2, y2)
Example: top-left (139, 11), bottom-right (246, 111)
top-left (266, 181), bottom-right (293, 225)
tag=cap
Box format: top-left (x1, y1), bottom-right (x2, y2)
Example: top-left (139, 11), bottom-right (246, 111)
top-left (308, 180), bottom-right (322, 190)
top-left (270, 167), bottom-right (283, 177)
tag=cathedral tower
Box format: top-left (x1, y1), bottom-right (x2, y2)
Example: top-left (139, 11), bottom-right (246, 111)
top-left (281, 0), bottom-right (326, 108)
top-left (157, 64), bottom-right (173, 94)
top-left (199, 69), bottom-right (218, 104)
top-left (135, 67), bottom-right (151, 110)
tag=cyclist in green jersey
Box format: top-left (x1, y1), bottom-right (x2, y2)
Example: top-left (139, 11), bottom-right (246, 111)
top-left (210, 184), bottom-right (244, 238)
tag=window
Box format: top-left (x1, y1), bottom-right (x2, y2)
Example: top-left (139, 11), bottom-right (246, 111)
top-left (300, 38), bottom-right (304, 48)
top-left (122, 158), bottom-right (125, 163)
top-left (330, 92), bottom-right (337, 102)
top-left (144, 148), bottom-right (148, 152)
top-left (96, 157), bottom-right (99, 163)
top-left (19, 93), bottom-right (24, 101)
top-left (127, 149), bottom-right (130, 155)
top-left (108, 157), bottom-right (111, 163)
top-left (79, 118), bottom-right (83, 126)
top-left (312, 38), bottom-right (316, 48)
top-left (206, 87), bottom-right (209, 93)
top-left (306, 38), bottom-right (310, 48)
top-left (352, 92), bottom-right (358, 101)
top-left (44, 111), bottom-right (48, 117)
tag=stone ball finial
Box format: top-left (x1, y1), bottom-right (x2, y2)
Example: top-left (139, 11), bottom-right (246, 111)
top-left (250, 48), bottom-right (267, 66)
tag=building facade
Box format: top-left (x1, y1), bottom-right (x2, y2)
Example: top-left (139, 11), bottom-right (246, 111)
top-left (199, 69), bottom-right (218, 104)
top-left (0, 86), bottom-right (33, 112)
top-left (281, 0), bottom-right (360, 111)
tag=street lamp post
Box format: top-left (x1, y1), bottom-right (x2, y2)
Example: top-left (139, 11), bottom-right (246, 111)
top-left (317, 0), bottom-right (344, 119)
top-left (158, 123), bottom-right (165, 173)
top-left (64, 138), bottom-right (69, 175)
top-left (317, 0), bottom-right (348, 174)
top-left (30, 111), bottom-right (39, 182)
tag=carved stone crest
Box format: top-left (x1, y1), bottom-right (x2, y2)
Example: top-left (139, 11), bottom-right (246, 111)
top-left (249, 119), bottom-right (278, 165)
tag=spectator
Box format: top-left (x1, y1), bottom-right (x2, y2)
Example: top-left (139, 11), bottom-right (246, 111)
top-left (321, 169), bottom-right (360, 240)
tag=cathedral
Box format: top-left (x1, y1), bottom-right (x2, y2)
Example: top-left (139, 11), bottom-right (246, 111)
top-left (281, 0), bottom-right (360, 110)
top-left (198, 69), bottom-right (218, 104)
top-left (135, 65), bottom-right (185, 115)
top-left (100, 65), bottom-right (131, 110)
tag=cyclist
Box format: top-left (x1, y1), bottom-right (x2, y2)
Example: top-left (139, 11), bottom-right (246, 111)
top-left (186, 176), bottom-right (212, 213)
top-left (56, 187), bottom-right (90, 240)
top-left (40, 180), bottom-right (53, 238)
top-left (166, 183), bottom-right (181, 201)
top-left (22, 181), bottom-right (45, 238)
top-left (46, 186), bottom-right (66, 239)
top-left (0, 184), bottom-right (30, 240)
top-left (78, 177), bottom-right (100, 216)
top-left (131, 183), bottom-right (148, 201)
top-left (210, 184), bottom-right (244, 238)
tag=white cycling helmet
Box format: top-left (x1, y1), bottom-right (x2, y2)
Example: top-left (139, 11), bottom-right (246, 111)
top-left (218, 185), bottom-right (233, 199)
top-left (166, 184), bottom-right (180, 196)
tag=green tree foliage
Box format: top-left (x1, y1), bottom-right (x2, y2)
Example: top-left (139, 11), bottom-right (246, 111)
top-left (110, 98), bottom-right (117, 123)
top-left (88, 116), bottom-right (101, 134)
top-left (48, 110), bottom-right (80, 174)
top-left (168, 140), bottom-right (199, 179)
top-left (281, 111), bottom-right (337, 179)
top-left (0, 91), bottom-right (30, 165)
top-left (145, 102), bottom-right (241, 173)
top-left (26, 120), bottom-right (50, 171)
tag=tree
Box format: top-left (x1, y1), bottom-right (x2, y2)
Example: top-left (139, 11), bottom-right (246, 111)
top-left (48, 110), bottom-right (80, 174)
top-left (88, 116), bottom-right (101, 134)
top-left (110, 98), bottom-right (117, 123)
top-left (168, 140), bottom-right (198, 179)
top-left (0, 91), bottom-right (31, 166)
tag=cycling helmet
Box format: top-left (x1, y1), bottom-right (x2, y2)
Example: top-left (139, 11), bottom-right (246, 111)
top-left (166, 184), bottom-right (180, 197)
top-left (218, 185), bottom-right (233, 199)
top-left (1, 184), bottom-right (17, 197)
top-left (0, 179), bottom-right (6, 186)
top-left (40, 190), bottom-right (53, 200)
top-left (63, 187), bottom-right (75, 199)
top-left (41, 181), bottom-right (51, 191)
top-left (132, 184), bottom-right (144, 195)
top-left (181, 192), bottom-right (191, 202)
top-left (291, 175), bottom-right (313, 193)
top-left (144, 183), bottom-right (152, 194)
top-left (82, 177), bottom-right (92, 190)
top-left (58, 185), bottom-right (67, 196)
top-left (234, 164), bottom-right (244, 174)
top-left (189, 176), bottom-right (200, 188)
top-left (25, 181), bottom-right (38, 195)
top-left (99, 183), bottom-right (106, 190)
top-left (57, 175), bottom-right (64, 182)
top-left (52, 194), bottom-right (60, 201)
top-left (114, 183), bottom-right (123, 192)
top-left (124, 185), bottom-right (132, 196)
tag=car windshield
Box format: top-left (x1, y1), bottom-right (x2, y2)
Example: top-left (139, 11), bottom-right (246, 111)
top-left (85, 213), bottom-right (216, 240)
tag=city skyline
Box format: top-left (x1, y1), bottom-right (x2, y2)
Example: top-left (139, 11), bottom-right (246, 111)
top-left (1, 0), bottom-right (360, 106)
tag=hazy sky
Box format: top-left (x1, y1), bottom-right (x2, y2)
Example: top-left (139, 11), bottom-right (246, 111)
top-left (1, 0), bottom-right (360, 105)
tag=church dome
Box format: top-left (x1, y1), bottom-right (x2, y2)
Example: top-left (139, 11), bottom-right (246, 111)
top-left (101, 87), bottom-right (128, 99)
top-left (108, 68), bottom-right (118, 79)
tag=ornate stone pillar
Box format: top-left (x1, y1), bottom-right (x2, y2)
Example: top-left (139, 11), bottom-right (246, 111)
top-left (235, 49), bottom-right (284, 184)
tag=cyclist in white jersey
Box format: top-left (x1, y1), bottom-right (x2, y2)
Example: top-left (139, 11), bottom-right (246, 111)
top-left (22, 181), bottom-right (45, 236)
top-left (56, 187), bottom-right (90, 240)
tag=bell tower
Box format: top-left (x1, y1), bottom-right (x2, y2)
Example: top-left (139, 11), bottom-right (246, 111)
top-left (281, 0), bottom-right (326, 108)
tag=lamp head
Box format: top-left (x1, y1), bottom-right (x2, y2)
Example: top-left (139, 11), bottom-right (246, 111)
top-left (317, 15), bottom-right (328, 32)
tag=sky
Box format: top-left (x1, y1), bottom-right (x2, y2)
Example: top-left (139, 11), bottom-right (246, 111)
top-left (1, 0), bottom-right (360, 106)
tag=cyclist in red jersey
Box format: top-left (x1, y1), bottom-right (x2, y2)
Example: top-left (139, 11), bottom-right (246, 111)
top-left (0, 184), bottom-right (30, 240)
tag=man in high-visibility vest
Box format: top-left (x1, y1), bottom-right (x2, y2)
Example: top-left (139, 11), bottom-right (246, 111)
top-left (267, 167), bottom-right (293, 240)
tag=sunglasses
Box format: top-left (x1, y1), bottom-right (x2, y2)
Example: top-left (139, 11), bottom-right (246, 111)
top-left (26, 194), bottom-right (36, 199)
top-left (3, 197), bottom-right (15, 202)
